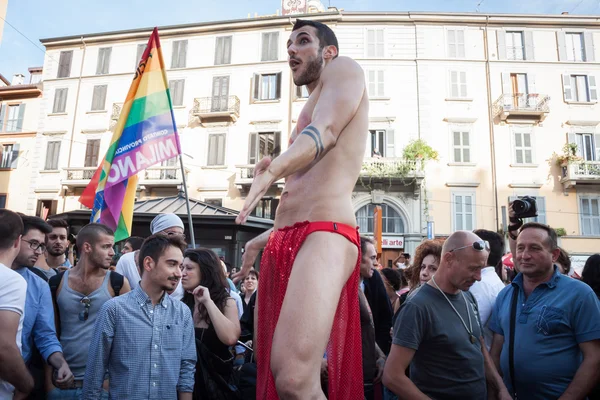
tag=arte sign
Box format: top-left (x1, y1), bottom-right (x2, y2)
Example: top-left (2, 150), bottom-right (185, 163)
top-left (381, 236), bottom-right (404, 249)
top-left (282, 0), bottom-right (307, 15)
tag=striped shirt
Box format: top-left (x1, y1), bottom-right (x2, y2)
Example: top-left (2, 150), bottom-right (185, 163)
top-left (83, 285), bottom-right (196, 400)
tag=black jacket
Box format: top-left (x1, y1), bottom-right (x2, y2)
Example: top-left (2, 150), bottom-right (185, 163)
top-left (363, 269), bottom-right (393, 355)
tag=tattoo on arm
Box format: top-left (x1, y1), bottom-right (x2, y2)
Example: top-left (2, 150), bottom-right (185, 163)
top-left (301, 125), bottom-right (324, 160)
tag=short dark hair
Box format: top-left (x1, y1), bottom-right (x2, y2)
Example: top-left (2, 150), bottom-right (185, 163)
top-left (360, 236), bottom-right (374, 255)
top-left (293, 19), bottom-right (339, 57)
top-left (125, 236), bottom-right (144, 251)
top-left (556, 247), bottom-right (571, 274)
top-left (247, 269), bottom-right (260, 281)
top-left (403, 253), bottom-right (411, 260)
top-left (0, 209), bottom-right (24, 250)
top-left (76, 223), bottom-right (114, 249)
top-left (139, 234), bottom-right (186, 276)
top-left (474, 229), bottom-right (504, 268)
top-left (380, 268), bottom-right (403, 291)
top-left (20, 214), bottom-right (52, 236)
top-left (582, 254), bottom-right (600, 297)
top-left (47, 219), bottom-right (69, 234)
top-left (520, 222), bottom-right (558, 250)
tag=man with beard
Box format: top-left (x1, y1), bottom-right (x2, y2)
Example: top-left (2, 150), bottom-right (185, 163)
top-left (234, 19), bottom-right (368, 399)
top-left (83, 235), bottom-right (195, 400)
top-left (33, 219), bottom-right (72, 281)
top-left (11, 215), bottom-right (74, 399)
top-left (48, 223), bottom-right (130, 399)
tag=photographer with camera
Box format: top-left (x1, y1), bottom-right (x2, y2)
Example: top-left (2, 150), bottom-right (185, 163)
top-left (487, 199), bottom-right (600, 400)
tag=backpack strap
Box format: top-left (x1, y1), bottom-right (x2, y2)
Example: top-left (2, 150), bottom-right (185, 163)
top-left (109, 271), bottom-right (124, 297)
top-left (27, 266), bottom-right (49, 282)
top-left (508, 285), bottom-right (520, 399)
top-left (49, 271), bottom-right (66, 339)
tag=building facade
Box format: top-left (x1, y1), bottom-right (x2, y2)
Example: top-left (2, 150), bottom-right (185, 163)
top-left (25, 10), bottom-right (600, 263)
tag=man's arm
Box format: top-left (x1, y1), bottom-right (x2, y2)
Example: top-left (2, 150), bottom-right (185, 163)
top-left (177, 307), bottom-right (197, 395)
top-left (558, 340), bottom-right (600, 400)
top-left (232, 228), bottom-right (273, 283)
top-left (33, 285), bottom-right (63, 363)
top-left (489, 333), bottom-right (504, 375)
top-left (82, 302), bottom-right (116, 400)
top-left (382, 345), bottom-right (428, 399)
top-left (178, 392), bottom-right (192, 400)
top-left (0, 310), bottom-right (34, 394)
top-left (481, 338), bottom-right (511, 400)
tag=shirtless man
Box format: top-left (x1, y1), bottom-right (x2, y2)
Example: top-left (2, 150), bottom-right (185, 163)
top-left (235, 19), bottom-right (368, 400)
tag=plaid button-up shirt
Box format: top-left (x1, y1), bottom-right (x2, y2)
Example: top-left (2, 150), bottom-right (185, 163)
top-left (83, 285), bottom-right (196, 400)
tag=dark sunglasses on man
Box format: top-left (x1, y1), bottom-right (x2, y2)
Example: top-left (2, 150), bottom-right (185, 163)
top-left (79, 297), bottom-right (91, 322)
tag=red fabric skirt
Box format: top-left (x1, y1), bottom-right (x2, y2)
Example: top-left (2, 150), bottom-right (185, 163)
top-left (256, 221), bottom-right (364, 400)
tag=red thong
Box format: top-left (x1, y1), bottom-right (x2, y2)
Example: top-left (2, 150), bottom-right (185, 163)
top-left (256, 221), bottom-right (364, 400)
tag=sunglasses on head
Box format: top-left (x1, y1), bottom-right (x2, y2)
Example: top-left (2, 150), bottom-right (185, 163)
top-left (449, 240), bottom-right (490, 253)
top-left (79, 297), bottom-right (91, 322)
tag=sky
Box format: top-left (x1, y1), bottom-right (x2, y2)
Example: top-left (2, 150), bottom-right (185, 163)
top-left (1, 0), bottom-right (599, 82)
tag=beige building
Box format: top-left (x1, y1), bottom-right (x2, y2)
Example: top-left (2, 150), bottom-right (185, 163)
top-left (23, 8), bottom-right (600, 264)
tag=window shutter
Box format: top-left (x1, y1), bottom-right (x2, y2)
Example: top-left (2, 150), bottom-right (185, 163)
top-left (136, 44), bottom-right (146, 67)
top-left (218, 134), bottom-right (225, 165)
top-left (524, 31), bottom-right (535, 61)
top-left (584, 31), bottom-right (595, 62)
top-left (449, 71), bottom-right (458, 97)
top-left (386, 129), bottom-right (395, 158)
top-left (595, 133), bottom-right (600, 161)
top-left (224, 36), bottom-right (232, 64)
top-left (207, 135), bottom-right (216, 166)
top-left (261, 34), bottom-right (269, 61)
top-left (16, 104), bottom-right (26, 132)
top-left (215, 37), bottom-right (224, 65)
top-left (527, 74), bottom-right (536, 96)
top-left (447, 30), bottom-right (456, 58)
top-left (457, 30), bottom-right (466, 58)
top-left (367, 29), bottom-right (375, 57)
top-left (248, 132), bottom-right (257, 164)
top-left (10, 143), bottom-right (19, 169)
top-left (270, 33), bottom-right (278, 60)
top-left (58, 51), bottom-right (73, 78)
top-left (497, 30), bottom-right (507, 60)
top-left (275, 72), bottom-right (282, 99)
top-left (562, 74), bottom-right (573, 102)
top-left (253, 74), bottom-right (260, 100)
top-left (502, 73), bottom-right (512, 107)
top-left (460, 71), bottom-right (467, 97)
top-left (53, 89), bottom-right (67, 113)
top-left (180, 41), bottom-right (188, 68)
top-left (588, 75), bottom-right (598, 102)
top-left (0, 104), bottom-right (5, 131)
top-left (378, 70), bottom-right (385, 97)
top-left (557, 31), bottom-right (567, 61)
top-left (536, 197), bottom-right (546, 224)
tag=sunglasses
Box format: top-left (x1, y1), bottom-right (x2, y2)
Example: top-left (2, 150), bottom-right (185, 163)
top-left (79, 297), bottom-right (91, 322)
top-left (449, 240), bottom-right (490, 253)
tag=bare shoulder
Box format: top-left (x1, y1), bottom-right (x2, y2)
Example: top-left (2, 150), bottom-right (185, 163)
top-left (322, 56), bottom-right (364, 81)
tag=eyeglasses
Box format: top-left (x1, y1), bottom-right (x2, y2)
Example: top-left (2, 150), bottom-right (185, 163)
top-left (449, 240), bottom-right (490, 253)
top-left (79, 297), bottom-right (91, 322)
top-left (22, 239), bottom-right (47, 253)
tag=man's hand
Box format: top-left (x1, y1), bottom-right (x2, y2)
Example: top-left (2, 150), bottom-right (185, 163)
top-left (232, 243), bottom-right (260, 284)
top-left (53, 362), bottom-right (74, 389)
top-left (374, 357), bottom-right (385, 383)
top-left (236, 157), bottom-right (274, 225)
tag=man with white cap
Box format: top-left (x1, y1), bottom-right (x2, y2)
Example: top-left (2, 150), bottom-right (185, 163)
top-left (116, 213), bottom-right (186, 299)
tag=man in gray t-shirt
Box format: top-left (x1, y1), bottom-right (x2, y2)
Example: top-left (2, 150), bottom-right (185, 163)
top-left (382, 231), bottom-right (510, 400)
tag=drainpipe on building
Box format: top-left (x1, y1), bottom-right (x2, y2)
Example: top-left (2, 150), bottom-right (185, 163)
top-left (484, 16), bottom-right (500, 231)
top-left (410, 13), bottom-right (422, 139)
top-left (63, 36), bottom-right (86, 212)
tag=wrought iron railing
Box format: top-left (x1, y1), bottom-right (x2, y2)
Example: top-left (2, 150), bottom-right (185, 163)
top-left (143, 167), bottom-right (183, 181)
top-left (64, 167), bottom-right (96, 180)
top-left (567, 161), bottom-right (600, 179)
top-left (492, 93), bottom-right (550, 117)
top-left (192, 96), bottom-right (240, 116)
top-left (360, 158), bottom-right (421, 178)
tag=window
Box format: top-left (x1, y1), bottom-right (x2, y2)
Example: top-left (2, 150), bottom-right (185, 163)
top-left (0, 144), bottom-right (19, 169)
top-left (366, 29), bottom-right (384, 58)
top-left (171, 40), bottom-right (188, 69)
top-left (580, 197), bottom-right (600, 236)
top-left (566, 33), bottom-right (585, 62)
top-left (509, 196), bottom-right (546, 224)
top-left (57, 51), bottom-right (73, 78)
top-left (261, 32), bottom-right (279, 61)
top-left (91, 85), bottom-right (107, 111)
top-left (295, 85), bottom-right (309, 99)
top-left (355, 203), bottom-right (405, 234)
top-left (367, 70), bottom-right (385, 97)
top-left (0, 194), bottom-right (6, 208)
top-left (45, 141), bottom-right (61, 170)
top-left (505, 31), bottom-right (525, 60)
top-left (452, 192), bottom-right (475, 231)
top-left (575, 133), bottom-right (599, 161)
top-left (370, 129), bottom-right (395, 158)
top-left (135, 44), bottom-right (146, 67)
top-left (2, 104), bottom-right (26, 133)
top-left (215, 36), bottom-right (232, 65)
top-left (207, 133), bottom-right (225, 166)
top-left (452, 130), bottom-right (471, 163)
top-left (84, 139), bottom-right (100, 167)
top-left (563, 74), bottom-right (598, 102)
top-left (248, 132), bottom-right (281, 164)
top-left (252, 198), bottom-right (279, 219)
top-left (447, 29), bottom-right (466, 58)
top-left (449, 71), bottom-right (468, 98)
top-left (513, 131), bottom-right (533, 164)
top-left (96, 47), bottom-right (112, 75)
top-left (53, 88), bottom-right (68, 113)
top-left (205, 198), bottom-right (223, 207)
top-left (252, 73), bottom-right (282, 101)
top-left (168, 79), bottom-right (185, 107)
top-left (211, 76), bottom-right (229, 111)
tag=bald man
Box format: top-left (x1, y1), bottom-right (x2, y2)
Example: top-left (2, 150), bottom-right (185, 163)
top-left (382, 231), bottom-right (510, 400)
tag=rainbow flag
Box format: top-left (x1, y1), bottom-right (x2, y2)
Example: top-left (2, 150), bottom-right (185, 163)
top-left (80, 28), bottom-right (181, 241)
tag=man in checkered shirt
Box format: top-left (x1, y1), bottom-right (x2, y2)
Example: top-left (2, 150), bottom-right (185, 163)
top-left (83, 234), bottom-right (196, 400)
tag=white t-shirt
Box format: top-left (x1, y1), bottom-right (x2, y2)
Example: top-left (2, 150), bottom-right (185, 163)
top-left (116, 251), bottom-right (141, 290)
top-left (0, 263), bottom-right (27, 399)
top-left (469, 266), bottom-right (506, 350)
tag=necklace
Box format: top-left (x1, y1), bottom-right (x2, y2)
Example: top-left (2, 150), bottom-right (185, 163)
top-left (431, 275), bottom-right (477, 344)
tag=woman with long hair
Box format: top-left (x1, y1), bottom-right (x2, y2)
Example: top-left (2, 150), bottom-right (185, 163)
top-left (380, 268), bottom-right (408, 314)
top-left (181, 248), bottom-right (241, 400)
top-left (400, 240), bottom-right (443, 305)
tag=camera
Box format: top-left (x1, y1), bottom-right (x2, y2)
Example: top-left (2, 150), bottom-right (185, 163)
top-left (512, 196), bottom-right (538, 219)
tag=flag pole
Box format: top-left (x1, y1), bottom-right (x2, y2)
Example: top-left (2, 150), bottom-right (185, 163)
top-left (178, 154), bottom-right (196, 247)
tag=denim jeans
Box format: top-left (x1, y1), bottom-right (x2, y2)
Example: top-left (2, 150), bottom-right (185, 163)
top-left (47, 388), bottom-right (109, 400)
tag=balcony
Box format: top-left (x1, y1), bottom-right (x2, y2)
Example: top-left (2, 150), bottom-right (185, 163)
top-left (561, 161), bottom-right (600, 190)
top-left (191, 96), bottom-right (240, 126)
top-left (62, 167), bottom-right (97, 188)
top-left (234, 164), bottom-right (284, 191)
top-left (492, 93), bottom-right (550, 123)
top-left (139, 166), bottom-right (190, 188)
top-left (110, 103), bottom-right (123, 131)
top-left (359, 158), bottom-right (425, 198)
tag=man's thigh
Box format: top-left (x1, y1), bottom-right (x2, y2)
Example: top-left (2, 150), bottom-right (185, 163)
top-left (271, 231), bottom-right (359, 365)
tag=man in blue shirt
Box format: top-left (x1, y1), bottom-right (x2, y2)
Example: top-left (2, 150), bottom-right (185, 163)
top-left (490, 221), bottom-right (600, 399)
top-left (11, 215), bottom-right (74, 397)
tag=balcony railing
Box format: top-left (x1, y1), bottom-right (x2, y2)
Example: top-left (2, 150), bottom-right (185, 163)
top-left (235, 164), bottom-right (283, 189)
top-left (64, 167), bottom-right (96, 181)
top-left (492, 93), bottom-right (550, 122)
top-left (192, 96), bottom-right (240, 121)
top-left (561, 161), bottom-right (600, 189)
top-left (143, 166), bottom-right (184, 181)
top-left (360, 158), bottom-right (422, 178)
